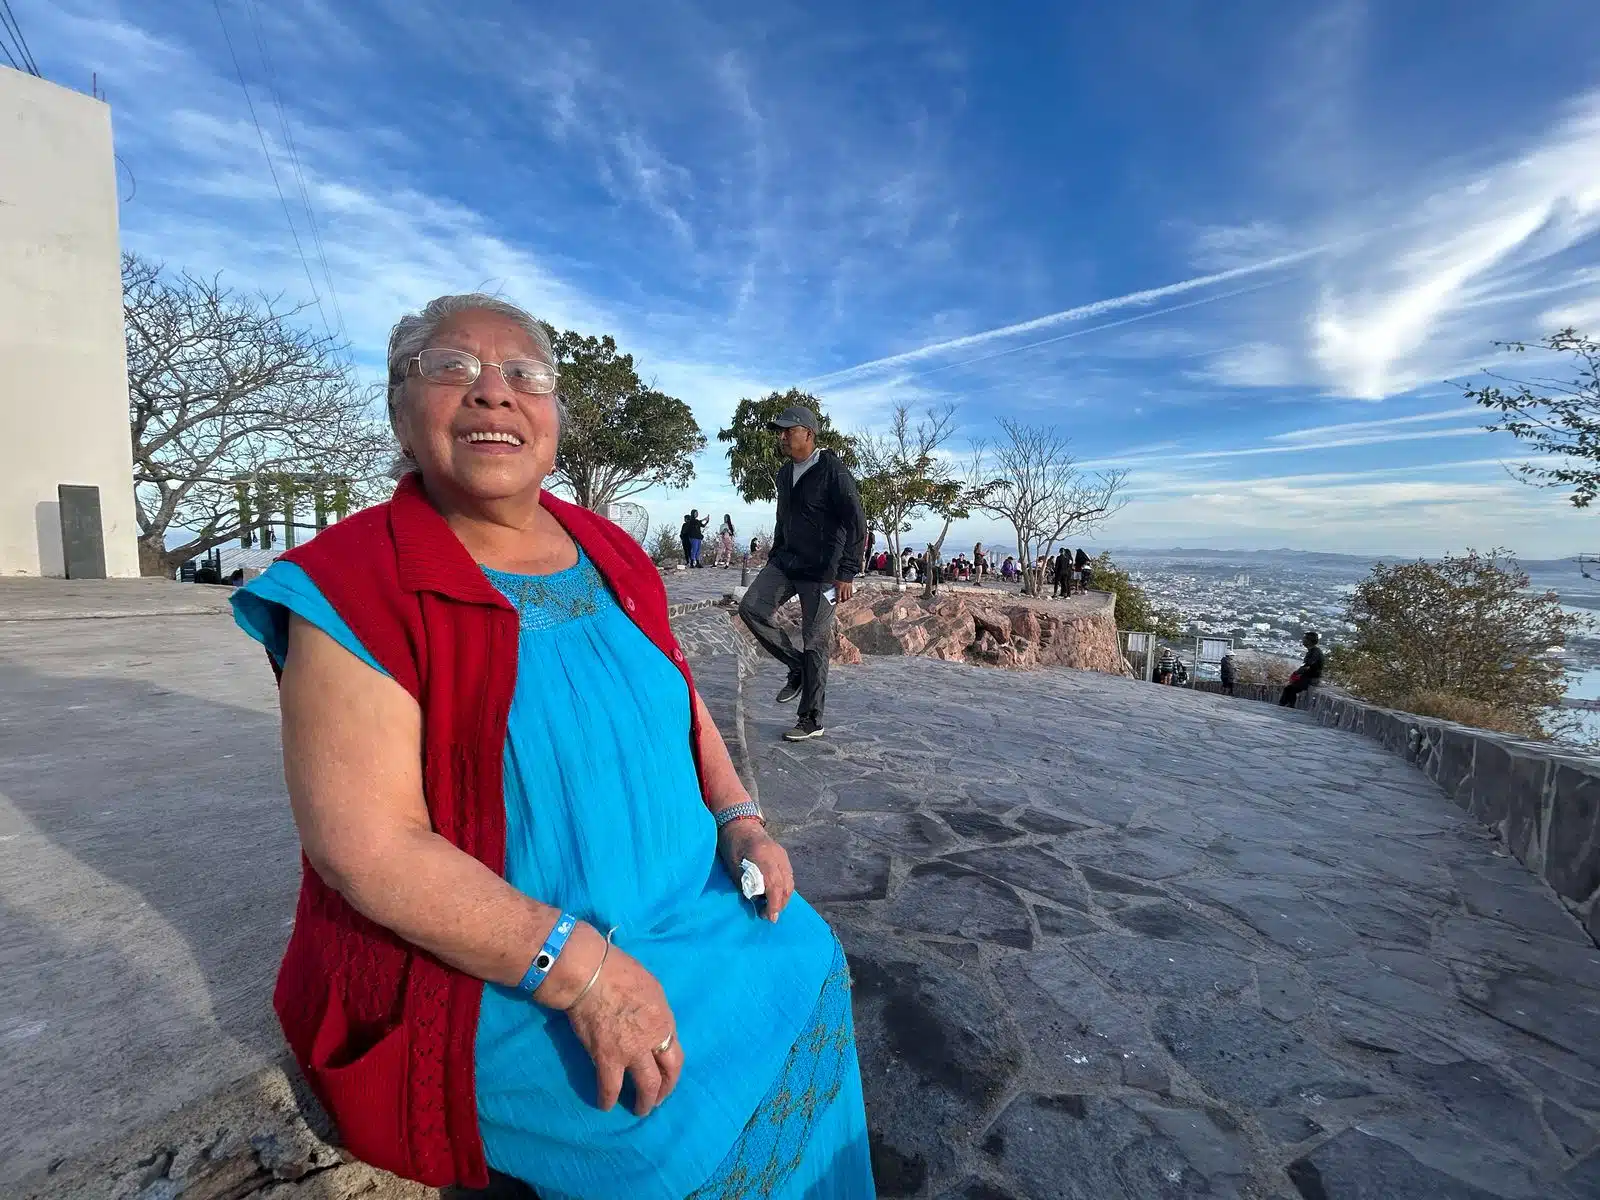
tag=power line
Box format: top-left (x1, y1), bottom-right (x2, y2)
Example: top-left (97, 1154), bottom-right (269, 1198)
top-left (210, 0), bottom-right (338, 346)
top-left (0, 33), bottom-right (18, 71)
top-left (242, 0), bottom-right (348, 347)
top-left (0, 0), bottom-right (40, 75)
top-left (0, 0), bottom-right (42, 76)
top-left (115, 153), bottom-right (137, 203)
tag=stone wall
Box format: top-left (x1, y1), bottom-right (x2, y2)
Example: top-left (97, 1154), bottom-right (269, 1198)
top-left (1193, 680), bottom-right (1280, 703)
top-left (816, 588), bottom-right (1131, 676)
top-left (1285, 689), bottom-right (1600, 947)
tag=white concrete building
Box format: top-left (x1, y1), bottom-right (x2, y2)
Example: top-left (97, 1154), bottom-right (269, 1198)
top-left (0, 67), bottom-right (139, 577)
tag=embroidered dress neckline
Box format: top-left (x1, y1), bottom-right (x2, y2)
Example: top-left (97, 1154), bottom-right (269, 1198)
top-left (480, 551), bottom-right (610, 632)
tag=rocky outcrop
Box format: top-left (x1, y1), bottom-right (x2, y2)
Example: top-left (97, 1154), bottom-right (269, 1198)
top-left (798, 588), bottom-right (1131, 677)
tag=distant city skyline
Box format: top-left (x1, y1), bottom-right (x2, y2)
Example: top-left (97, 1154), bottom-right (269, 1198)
top-left (23, 0), bottom-right (1600, 557)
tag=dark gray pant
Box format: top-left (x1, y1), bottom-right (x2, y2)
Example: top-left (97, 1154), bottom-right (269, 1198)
top-left (739, 562), bottom-right (835, 724)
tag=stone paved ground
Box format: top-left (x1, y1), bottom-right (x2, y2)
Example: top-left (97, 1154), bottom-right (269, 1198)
top-left (0, 598), bottom-right (294, 1190)
top-left (6, 585), bottom-right (1599, 1198)
top-left (716, 614), bottom-right (1600, 1200)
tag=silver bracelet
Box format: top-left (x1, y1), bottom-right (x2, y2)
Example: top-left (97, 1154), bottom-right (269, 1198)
top-left (715, 799), bottom-right (764, 828)
top-left (564, 924), bottom-right (618, 1011)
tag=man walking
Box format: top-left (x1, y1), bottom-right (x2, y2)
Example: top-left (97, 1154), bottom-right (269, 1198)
top-left (1279, 631), bottom-right (1325, 707)
top-left (739, 404), bottom-right (866, 742)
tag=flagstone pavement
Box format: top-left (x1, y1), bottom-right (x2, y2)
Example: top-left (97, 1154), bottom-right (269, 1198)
top-left (670, 601), bottom-right (1600, 1200)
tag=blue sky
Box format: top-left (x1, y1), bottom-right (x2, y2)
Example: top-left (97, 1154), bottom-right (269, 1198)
top-left (18, 0), bottom-right (1600, 557)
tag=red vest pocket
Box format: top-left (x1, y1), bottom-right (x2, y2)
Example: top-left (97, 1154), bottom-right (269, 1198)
top-left (307, 995), bottom-right (413, 1179)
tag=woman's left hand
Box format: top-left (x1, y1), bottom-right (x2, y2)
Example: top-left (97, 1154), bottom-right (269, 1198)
top-left (719, 820), bottom-right (795, 922)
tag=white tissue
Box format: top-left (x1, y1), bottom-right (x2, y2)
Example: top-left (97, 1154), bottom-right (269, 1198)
top-left (739, 858), bottom-right (766, 900)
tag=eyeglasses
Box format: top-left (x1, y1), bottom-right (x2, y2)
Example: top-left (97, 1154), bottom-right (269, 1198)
top-left (407, 348), bottom-right (559, 395)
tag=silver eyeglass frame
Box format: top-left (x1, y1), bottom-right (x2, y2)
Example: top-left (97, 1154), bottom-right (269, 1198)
top-left (406, 349), bottom-right (560, 396)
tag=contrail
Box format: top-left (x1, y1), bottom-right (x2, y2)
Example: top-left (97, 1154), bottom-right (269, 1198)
top-left (804, 243), bottom-right (1333, 388)
top-left (898, 279), bottom-right (1282, 380)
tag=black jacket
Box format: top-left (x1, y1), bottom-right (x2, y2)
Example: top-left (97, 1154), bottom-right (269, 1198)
top-left (1298, 644), bottom-right (1325, 683)
top-left (771, 450), bottom-right (867, 583)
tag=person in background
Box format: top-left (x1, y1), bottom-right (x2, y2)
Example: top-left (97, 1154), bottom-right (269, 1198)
top-left (973, 543), bottom-right (986, 583)
top-left (738, 404), bottom-right (866, 743)
top-left (865, 528), bottom-right (876, 570)
top-left (1053, 547), bottom-right (1073, 598)
top-left (716, 514), bottom-right (735, 568)
top-left (680, 510), bottom-right (706, 568)
top-left (1001, 555), bottom-right (1017, 582)
top-left (1279, 631), bottom-right (1325, 708)
top-left (1220, 652), bottom-right (1237, 696)
top-left (1155, 645), bottom-right (1180, 685)
top-left (1074, 547), bottom-right (1090, 593)
top-left (228, 293), bottom-right (871, 1197)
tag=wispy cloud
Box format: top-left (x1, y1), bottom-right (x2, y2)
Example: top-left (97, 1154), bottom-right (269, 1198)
top-left (23, 0), bottom-right (1598, 561)
top-left (1085, 424), bottom-right (1490, 470)
top-left (1202, 89), bottom-right (1600, 401)
top-left (805, 244), bottom-right (1338, 387)
top-left (1267, 404), bottom-right (1483, 442)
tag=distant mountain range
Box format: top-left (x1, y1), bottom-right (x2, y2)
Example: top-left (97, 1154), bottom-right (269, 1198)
top-left (1109, 547), bottom-right (1584, 573)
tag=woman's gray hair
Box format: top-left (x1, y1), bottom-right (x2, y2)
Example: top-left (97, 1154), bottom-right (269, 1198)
top-left (384, 293), bottom-right (558, 477)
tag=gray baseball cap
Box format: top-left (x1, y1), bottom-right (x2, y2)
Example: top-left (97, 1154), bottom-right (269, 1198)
top-left (768, 404), bottom-right (819, 433)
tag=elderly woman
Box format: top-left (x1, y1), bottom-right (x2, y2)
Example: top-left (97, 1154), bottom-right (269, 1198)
top-left (231, 294), bottom-right (874, 1198)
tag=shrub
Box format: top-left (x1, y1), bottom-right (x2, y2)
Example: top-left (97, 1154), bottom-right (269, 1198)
top-left (1396, 690), bottom-right (1546, 739)
top-left (1231, 651), bottom-right (1299, 686)
top-left (649, 525), bottom-right (683, 566)
top-left (1089, 552), bottom-right (1182, 639)
top-left (1331, 549), bottom-right (1584, 740)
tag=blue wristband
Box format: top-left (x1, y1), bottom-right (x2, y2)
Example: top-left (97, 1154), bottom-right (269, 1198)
top-left (516, 912), bottom-right (578, 998)
top-left (715, 800), bottom-right (763, 828)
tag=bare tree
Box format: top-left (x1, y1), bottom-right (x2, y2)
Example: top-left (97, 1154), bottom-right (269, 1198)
top-left (974, 419), bottom-right (1127, 596)
top-left (855, 403), bottom-right (958, 585)
top-left (124, 253), bottom-right (389, 577)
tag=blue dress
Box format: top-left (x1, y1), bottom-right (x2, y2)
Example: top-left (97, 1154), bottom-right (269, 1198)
top-left (234, 553), bottom-right (874, 1199)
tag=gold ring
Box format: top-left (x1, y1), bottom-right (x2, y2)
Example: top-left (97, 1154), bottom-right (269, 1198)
top-left (654, 1033), bottom-right (674, 1054)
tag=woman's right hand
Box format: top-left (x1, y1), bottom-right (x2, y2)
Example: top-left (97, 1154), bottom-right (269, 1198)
top-left (538, 926), bottom-right (682, 1116)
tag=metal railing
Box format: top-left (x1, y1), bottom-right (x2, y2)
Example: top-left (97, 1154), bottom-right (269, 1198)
top-left (1120, 632), bottom-right (1235, 687)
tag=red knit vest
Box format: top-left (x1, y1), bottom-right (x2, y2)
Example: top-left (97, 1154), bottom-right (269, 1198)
top-left (273, 474), bottom-right (705, 1188)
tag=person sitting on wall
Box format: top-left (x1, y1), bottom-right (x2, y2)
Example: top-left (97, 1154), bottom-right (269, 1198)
top-left (1279, 630), bottom-right (1325, 708)
top-left (229, 293), bottom-right (873, 1197)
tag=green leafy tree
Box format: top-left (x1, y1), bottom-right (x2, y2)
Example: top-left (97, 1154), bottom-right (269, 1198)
top-left (546, 328), bottom-right (704, 512)
top-left (1089, 553), bottom-right (1182, 639)
top-left (1464, 328), bottom-right (1599, 507)
top-left (1330, 549), bottom-right (1584, 739)
top-left (717, 388), bottom-right (857, 504)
